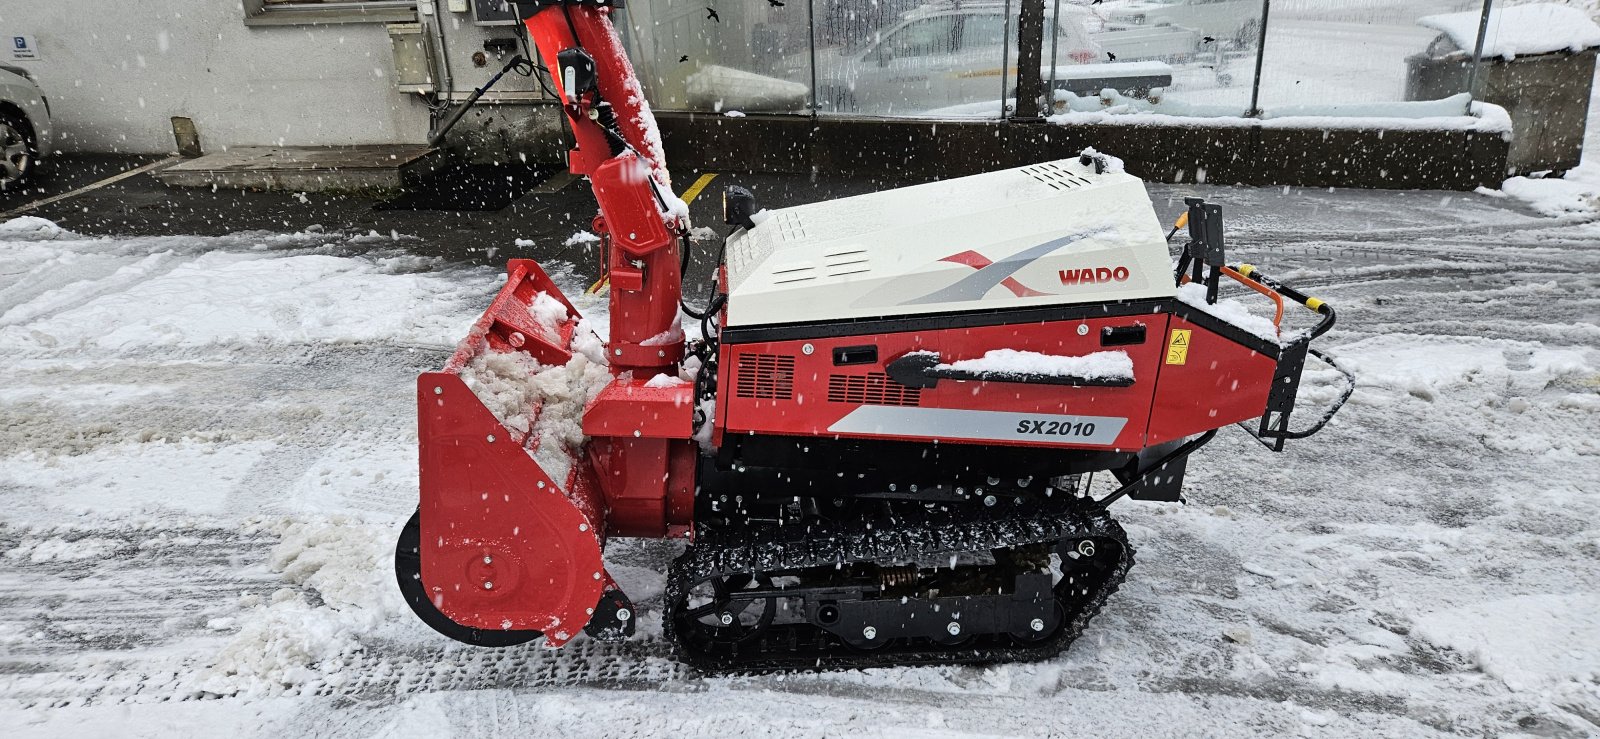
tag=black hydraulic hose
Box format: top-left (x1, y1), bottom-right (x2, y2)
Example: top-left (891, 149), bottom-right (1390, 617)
top-left (1093, 429), bottom-right (1217, 510)
top-left (428, 55), bottom-right (534, 148)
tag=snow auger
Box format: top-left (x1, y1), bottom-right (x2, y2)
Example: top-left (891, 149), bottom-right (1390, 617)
top-left (395, 0), bottom-right (1352, 671)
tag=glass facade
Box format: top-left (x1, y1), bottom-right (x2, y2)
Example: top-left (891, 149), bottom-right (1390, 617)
top-left (613, 0), bottom-right (1502, 120)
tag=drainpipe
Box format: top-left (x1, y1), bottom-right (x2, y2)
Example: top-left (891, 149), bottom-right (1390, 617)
top-left (428, 0), bottom-right (456, 141)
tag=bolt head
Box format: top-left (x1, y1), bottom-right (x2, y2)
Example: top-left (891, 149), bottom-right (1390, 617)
top-left (862, 626), bottom-right (877, 640)
top-left (946, 621), bottom-right (961, 636)
top-left (483, 581), bottom-right (494, 590)
top-left (483, 555), bottom-right (492, 564)
top-left (1077, 540), bottom-right (1097, 557)
top-left (433, 386), bottom-right (443, 395)
top-left (983, 495), bottom-right (997, 507)
top-left (719, 612), bottom-right (735, 626)
top-left (486, 434), bottom-right (496, 443)
top-left (1030, 618), bottom-right (1045, 632)
top-left (617, 608), bottom-right (632, 622)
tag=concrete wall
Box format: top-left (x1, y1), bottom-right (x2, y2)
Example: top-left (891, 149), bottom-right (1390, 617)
top-left (1408, 50), bottom-right (1596, 175)
top-left (0, 1), bottom-right (435, 153)
top-left (656, 113), bottom-right (1510, 191)
top-left (423, 9), bottom-right (566, 164)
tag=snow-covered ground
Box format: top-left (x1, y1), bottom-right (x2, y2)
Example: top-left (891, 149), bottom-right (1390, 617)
top-left (1, 179), bottom-right (1598, 735)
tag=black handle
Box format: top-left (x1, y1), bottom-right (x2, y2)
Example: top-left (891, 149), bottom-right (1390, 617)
top-left (1232, 264), bottom-right (1337, 339)
top-left (885, 351), bottom-right (1133, 390)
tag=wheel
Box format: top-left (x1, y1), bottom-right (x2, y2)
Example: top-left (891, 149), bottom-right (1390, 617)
top-left (674, 571), bottom-right (778, 646)
top-left (0, 112), bottom-right (36, 192)
top-left (394, 510), bottom-right (541, 647)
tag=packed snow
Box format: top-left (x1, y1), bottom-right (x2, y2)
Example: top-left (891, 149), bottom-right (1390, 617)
top-left (1174, 282), bottom-right (1283, 342)
top-left (2, 163), bottom-right (1600, 736)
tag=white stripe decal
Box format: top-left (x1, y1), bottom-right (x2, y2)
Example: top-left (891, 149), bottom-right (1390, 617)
top-left (827, 406), bottom-right (1128, 446)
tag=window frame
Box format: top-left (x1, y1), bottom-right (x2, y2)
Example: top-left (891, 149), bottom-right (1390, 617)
top-left (242, 0), bottom-right (417, 27)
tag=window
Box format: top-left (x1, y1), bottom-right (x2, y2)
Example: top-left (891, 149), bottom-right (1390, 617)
top-left (243, 0), bottom-right (417, 26)
top-left (960, 14), bottom-right (1009, 50)
top-left (878, 17), bottom-right (959, 61)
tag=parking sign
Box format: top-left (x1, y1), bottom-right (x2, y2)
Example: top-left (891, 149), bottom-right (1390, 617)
top-left (8, 34), bottom-right (38, 61)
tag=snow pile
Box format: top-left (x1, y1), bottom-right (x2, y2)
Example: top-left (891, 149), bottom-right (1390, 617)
top-left (199, 593), bottom-right (366, 697)
top-left (458, 318), bottom-right (611, 488)
top-left (527, 290), bottom-right (571, 334)
top-left (1420, 4), bottom-right (1600, 60)
top-left (199, 519), bottom-right (398, 697)
top-left (0, 215), bottom-right (65, 240)
top-left (563, 231), bottom-right (600, 247)
top-left (939, 349), bottom-right (1134, 382)
top-left (1487, 162), bottom-right (1600, 216)
top-left (643, 373), bottom-right (688, 388)
top-left (1174, 282), bottom-right (1280, 341)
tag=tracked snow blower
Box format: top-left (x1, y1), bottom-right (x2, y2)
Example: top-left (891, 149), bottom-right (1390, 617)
top-left (394, 0), bottom-right (1352, 672)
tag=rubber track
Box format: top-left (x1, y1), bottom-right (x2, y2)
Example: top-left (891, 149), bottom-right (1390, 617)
top-left (665, 497), bottom-right (1133, 673)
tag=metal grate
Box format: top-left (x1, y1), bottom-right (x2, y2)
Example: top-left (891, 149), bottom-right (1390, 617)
top-left (1021, 162), bottom-right (1093, 191)
top-left (827, 373), bottom-right (921, 406)
top-left (735, 354), bottom-right (796, 400)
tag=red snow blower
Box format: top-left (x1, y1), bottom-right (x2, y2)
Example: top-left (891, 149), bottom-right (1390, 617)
top-left (395, 0), bottom-right (1352, 671)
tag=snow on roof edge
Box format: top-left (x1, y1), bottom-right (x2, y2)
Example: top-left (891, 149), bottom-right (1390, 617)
top-left (1419, 3), bottom-right (1600, 60)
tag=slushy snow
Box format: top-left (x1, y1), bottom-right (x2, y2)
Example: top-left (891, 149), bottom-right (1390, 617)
top-left (2, 154), bottom-right (1599, 738)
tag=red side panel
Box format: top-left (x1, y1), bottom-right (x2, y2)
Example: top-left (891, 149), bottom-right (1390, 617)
top-left (1143, 316), bottom-right (1277, 445)
top-left (417, 373), bottom-right (606, 646)
top-left (720, 314), bottom-right (1169, 452)
top-left (582, 377), bottom-right (695, 438)
top-left (582, 377), bottom-right (697, 538)
top-left (442, 259), bottom-right (576, 374)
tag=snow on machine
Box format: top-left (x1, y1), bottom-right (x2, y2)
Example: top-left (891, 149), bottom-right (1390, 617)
top-left (394, 0), bottom-right (1351, 672)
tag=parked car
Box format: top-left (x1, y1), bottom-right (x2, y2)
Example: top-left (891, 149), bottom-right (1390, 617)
top-left (802, 1), bottom-right (1195, 114)
top-left (0, 64), bottom-right (51, 192)
top-left (1101, 0), bottom-right (1261, 46)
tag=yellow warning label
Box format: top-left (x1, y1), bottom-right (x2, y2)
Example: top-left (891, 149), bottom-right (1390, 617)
top-left (1166, 329), bottom-right (1191, 365)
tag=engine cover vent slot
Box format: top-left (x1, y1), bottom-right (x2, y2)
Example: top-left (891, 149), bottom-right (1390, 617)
top-left (736, 353), bottom-right (796, 400)
top-left (827, 373), bottom-right (922, 406)
top-left (1021, 162), bottom-right (1092, 191)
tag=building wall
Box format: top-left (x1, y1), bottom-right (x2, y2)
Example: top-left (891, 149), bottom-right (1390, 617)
top-left (0, 1), bottom-right (431, 153)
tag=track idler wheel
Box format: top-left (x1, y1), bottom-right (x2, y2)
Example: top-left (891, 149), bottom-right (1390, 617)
top-left (394, 510), bottom-right (540, 647)
top-left (672, 572), bottom-right (777, 650)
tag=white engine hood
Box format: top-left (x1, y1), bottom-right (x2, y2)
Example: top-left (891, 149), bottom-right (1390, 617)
top-left (722, 157), bottom-right (1178, 328)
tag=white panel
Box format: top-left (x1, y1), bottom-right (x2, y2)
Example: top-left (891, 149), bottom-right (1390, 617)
top-left (723, 158), bottom-right (1178, 327)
